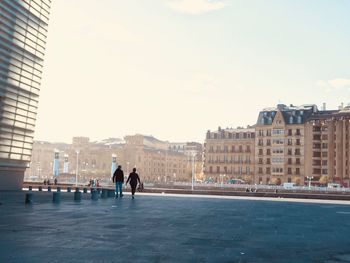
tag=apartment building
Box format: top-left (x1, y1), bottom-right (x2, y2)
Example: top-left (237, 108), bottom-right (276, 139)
top-left (204, 127), bottom-right (255, 183)
top-left (255, 104), bottom-right (315, 185)
top-left (305, 106), bottom-right (350, 186)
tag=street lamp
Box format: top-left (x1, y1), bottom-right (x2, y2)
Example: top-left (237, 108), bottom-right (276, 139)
top-left (191, 152), bottom-right (196, 191)
top-left (75, 150), bottom-right (80, 186)
top-left (220, 174), bottom-right (226, 188)
top-left (307, 176), bottom-right (313, 189)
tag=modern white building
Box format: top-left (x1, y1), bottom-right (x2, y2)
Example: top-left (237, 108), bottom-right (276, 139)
top-left (0, 0), bottom-right (51, 189)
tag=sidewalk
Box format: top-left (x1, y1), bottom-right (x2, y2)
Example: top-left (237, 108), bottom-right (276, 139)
top-left (1, 191), bottom-right (350, 262)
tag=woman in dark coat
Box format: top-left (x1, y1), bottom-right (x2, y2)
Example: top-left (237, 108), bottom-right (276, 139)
top-left (126, 168), bottom-right (141, 199)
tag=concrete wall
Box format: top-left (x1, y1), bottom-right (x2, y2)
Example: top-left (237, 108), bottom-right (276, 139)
top-left (0, 168), bottom-right (25, 190)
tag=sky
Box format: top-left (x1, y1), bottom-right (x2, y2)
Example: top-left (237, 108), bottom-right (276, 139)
top-left (35, 0), bottom-right (350, 144)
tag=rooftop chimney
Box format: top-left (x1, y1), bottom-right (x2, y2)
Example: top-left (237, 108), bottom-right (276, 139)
top-left (322, 103), bottom-right (326, 111)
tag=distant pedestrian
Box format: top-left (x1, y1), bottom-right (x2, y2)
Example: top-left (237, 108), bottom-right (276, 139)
top-left (113, 165), bottom-right (124, 198)
top-left (43, 179), bottom-right (47, 185)
top-left (126, 168), bottom-right (141, 199)
top-left (54, 178), bottom-right (58, 185)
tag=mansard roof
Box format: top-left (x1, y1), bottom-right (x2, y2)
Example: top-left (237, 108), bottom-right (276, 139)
top-left (257, 104), bottom-right (316, 125)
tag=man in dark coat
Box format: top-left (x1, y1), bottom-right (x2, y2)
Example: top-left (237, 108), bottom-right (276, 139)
top-left (112, 165), bottom-right (124, 198)
top-left (126, 168), bottom-right (141, 199)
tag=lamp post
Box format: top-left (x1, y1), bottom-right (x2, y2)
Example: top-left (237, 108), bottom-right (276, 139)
top-left (75, 150), bottom-right (80, 186)
top-left (191, 152), bottom-right (196, 191)
top-left (220, 174), bottom-right (226, 188)
top-left (307, 176), bottom-right (313, 189)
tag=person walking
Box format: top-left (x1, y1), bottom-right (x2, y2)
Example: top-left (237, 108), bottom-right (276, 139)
top-left (126, 168), bottom-right (141, 199)
top-left (112, 165), bottom-right (124, 198)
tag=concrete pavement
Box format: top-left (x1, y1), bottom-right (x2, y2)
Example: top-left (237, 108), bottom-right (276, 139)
top-left (1, 191), bottom-right (350, 262)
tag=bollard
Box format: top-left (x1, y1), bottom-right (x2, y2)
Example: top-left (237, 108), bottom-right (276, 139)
top-left (67, 187), bottom-right (71, 193)
top-left (83, 187), bottom-right (88, 193)
top-left (28, 186), bottom-right (32, 191)
top-left (91, 189), bottom-right (99, 201)
top-left (107, 189), bottom-right (115, 198)
top-left (57, 186), bottom-right (61, 192)
top-left (47, 186), bottom-right (51, 192)
top-left (38, 186), bottom-right (42, 191)
top-left (74, 191), bottom-right (82, 201)
top-left (25, 193), bottom-right (34, 204)
top-left (53, 192), bottom-right (61, 203)
top-left (101, 189), bottom-right (108, 199)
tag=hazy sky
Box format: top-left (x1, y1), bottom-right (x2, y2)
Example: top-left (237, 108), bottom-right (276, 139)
top-left (36, 0), bottom-right (350, 144)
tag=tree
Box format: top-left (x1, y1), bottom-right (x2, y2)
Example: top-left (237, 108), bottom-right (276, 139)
top-left (319, 175), bottom-right (328, 185)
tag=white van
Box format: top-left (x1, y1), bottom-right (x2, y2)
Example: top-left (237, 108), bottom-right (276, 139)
top-left (283, 182), bottom-right (296, 189)
top-left (327, 183), bottom-right (341, 188)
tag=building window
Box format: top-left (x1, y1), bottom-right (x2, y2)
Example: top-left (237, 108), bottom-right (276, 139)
top-left (273, 148), bottom-right (283, 154)
top-left (273, 129), bottom-right (284, 135)
top-left (296, 168), bottom-right (300, 175)
top-left (288, 168), bottom-right (292, 174)
top-left (313, 168), bottom-right (321, 174)
top-left (272, 167), bottom-right (283, 173)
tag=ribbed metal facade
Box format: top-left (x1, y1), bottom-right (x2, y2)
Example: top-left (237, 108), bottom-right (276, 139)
top-left (0, 0), bottom-right (51, 189)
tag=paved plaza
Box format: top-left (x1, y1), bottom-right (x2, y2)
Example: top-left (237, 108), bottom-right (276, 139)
top-left (1, 191), bottom-right (350, 263)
